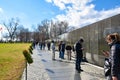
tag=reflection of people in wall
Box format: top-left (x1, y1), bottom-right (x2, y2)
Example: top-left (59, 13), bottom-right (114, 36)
top-left (103, 33), bottom-right (120, 80)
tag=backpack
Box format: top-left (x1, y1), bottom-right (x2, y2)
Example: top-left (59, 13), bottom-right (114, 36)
top-left (104, 58), bottom-right (111, 77)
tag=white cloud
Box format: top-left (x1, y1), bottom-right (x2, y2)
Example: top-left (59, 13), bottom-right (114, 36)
top-left (0, 8), bottom-right (3, 13)
top-left (52, 0), bottom-right (66, 10)
top-left (45, 0), bottom-right (52, 3)
top-left (45, 0), bottom-right (66, 10)
top-left (0, 8), bottom-right (4, 21)
top-left (46, 0), bottom-right (120, 29)
top-left (0, 8), bottom-right (5, 32)
top-left (46, 0), bottom-right (92, 10)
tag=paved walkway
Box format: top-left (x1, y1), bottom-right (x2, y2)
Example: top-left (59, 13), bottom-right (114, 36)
top-left (21, 46), bottom-right (107, 80)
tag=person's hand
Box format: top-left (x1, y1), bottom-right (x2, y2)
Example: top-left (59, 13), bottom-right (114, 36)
top-left (81, 48), bottom-right (84, 50)
top-left (112, 76), bottom-right (118, 80)
top-left (102, 51), bottom-right (109, 57)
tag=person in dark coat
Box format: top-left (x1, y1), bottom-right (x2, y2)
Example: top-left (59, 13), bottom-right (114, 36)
top-left (47, 41), bottom-right (51, 50)
top-left (58, 41), bottom-right (62, 58)
top-left (103, 33), bottom-right (120, 80)
top-left (60, 41), bottom-right (66, 59)
top-left (51, 40), bottom-right (55, 60)
top-left (66, 44), bottom-right (72, 60)
top-left (75, 38), bottom-right (84, 73)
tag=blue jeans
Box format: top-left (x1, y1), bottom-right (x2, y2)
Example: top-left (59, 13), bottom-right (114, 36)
top-left (59, 51), bottom-right (64, 59)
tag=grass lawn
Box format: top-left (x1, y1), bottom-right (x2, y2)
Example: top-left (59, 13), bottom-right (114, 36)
top-left (0, 43), bottom-right (31, 80)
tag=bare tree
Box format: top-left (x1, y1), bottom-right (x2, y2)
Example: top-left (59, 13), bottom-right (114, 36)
top-left (41, 19), bottom-right (50, 39)
top-left (50, 20), bottom-right (69, 37)
top-left (32, 31), bottom-right (40, 42)
top-left (3, 18), bottom-right (19, 42)
top-left (61, 21), bottom-right (68, 33)
top-left (58, 21), bottom-right (64, 35)
top-left (37, 19), bottom-right (50, 42)
top-left (17, 27), bottom-right (31, 42)
top-left (36, 19), bottom-right (69, 42)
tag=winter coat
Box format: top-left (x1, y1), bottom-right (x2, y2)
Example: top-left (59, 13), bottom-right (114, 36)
top-left (109, 42), bottom-right (120, 76)
top-left (75, 42), bottom-right (83, 57)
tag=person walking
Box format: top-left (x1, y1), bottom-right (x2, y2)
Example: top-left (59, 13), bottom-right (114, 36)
top-left (65, 44), bottom-right (72, 60)
top-left (103, 33), bottom-right (120, 80)
top-left (51, 40), bottom-right (56, 60)
top-left (75, 38), bottom-right (84, 73)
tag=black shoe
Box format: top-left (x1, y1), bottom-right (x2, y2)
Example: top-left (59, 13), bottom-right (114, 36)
top-left (80, 69), bottom-right (83, 72)
top-left (75, 68), bottom-right (78, 71)
top-left (52, 59), bottom-right (55, 61)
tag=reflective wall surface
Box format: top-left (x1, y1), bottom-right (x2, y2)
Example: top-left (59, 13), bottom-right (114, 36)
top-left (58, 14), bottom-right (120, 67)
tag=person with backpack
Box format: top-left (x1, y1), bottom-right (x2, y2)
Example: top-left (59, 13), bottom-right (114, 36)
top-left (66, 44), bottom-right (72, 60)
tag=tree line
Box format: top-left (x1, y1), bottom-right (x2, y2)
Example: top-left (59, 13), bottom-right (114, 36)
top-left (1, 17), bottom-right (74, 42)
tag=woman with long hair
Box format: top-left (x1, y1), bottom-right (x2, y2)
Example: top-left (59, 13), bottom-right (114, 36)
top-left (103, 33), bottom-right (120, 80)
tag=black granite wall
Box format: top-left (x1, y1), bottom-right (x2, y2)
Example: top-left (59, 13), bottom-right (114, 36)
top-left (57, 14), bottom-right (120, 67)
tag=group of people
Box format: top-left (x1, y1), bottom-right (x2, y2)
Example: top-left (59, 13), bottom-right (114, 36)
top-left (51, 32), bottom-right (120, 80)
top-left (32, 32), bottom-right (120, 80)
top-left (51, 40), bottom-right (73, 60)
top-left (51, 39), bottom-right (84, 73)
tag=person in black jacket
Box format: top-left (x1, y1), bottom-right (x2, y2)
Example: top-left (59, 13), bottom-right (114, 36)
top-left (47, 41), bottom-right (51, 50)
top-left (61, 41), bottom-right (66, 59)
top-left (66, 44), bottom-right (72, 60)
top-left (58, 41), bottom-right (62, 58)
top-left (75, 38), bottom-right (84, 73)
top-left (103, 33), bottom-right (120, 80)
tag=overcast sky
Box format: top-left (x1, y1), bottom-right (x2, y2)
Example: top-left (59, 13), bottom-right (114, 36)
top-left (0, 0), bottom-right (120, 38)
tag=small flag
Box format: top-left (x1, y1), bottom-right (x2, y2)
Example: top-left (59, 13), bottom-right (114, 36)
top-left (0, 27), bottom-right (2, 31)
